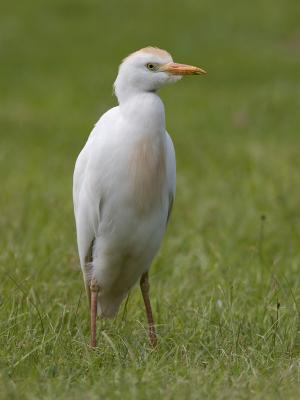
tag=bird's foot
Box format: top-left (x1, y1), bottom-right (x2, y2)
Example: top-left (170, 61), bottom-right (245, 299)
top-left (149, 325), bottom-right (158, 348)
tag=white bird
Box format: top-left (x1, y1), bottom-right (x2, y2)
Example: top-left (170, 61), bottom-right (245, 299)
top-left (73, 47), bottom-right (206, 348)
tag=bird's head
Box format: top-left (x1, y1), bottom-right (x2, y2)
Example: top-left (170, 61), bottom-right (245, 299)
top-left (114, 46), bottom-right (206, 103)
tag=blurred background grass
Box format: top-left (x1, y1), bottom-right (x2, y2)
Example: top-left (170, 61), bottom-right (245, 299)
top-left (1, 1), bottom-right (300, 399)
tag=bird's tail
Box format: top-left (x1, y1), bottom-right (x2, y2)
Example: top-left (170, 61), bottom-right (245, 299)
top-left (97, 292), bottom-right (126, 319)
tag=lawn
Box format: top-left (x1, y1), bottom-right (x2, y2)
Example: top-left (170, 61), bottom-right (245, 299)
top-left (1, 1), bottom-right (300, 399)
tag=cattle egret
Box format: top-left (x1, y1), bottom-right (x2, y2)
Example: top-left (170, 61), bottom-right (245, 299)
top-left (73, 47), bottom-right (206, 348)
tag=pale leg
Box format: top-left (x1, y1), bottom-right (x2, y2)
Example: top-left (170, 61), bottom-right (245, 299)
top-left (140, 272), bottom-right (157, 347)
top-left (90, 278), bottom-right (99, 348)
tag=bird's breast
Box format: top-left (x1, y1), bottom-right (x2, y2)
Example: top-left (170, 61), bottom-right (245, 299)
top-left (129, 135), bottom-right (166, 215)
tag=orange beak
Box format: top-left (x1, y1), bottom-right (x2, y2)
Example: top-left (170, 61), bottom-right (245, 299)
top-left (160, 62), bottom-right (207, 76)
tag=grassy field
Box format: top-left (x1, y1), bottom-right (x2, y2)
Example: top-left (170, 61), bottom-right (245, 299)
top-left (1, 1), bottom-right (300, 398)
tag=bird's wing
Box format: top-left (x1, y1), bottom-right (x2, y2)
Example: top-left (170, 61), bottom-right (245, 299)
top-left (73, 128), bottom-right (100, 304)
top-left (73, 127), bottom-right (97, 215)
top-left (165, 131), bottom-right (176, 224)
top-left (73, 147), bottom-right (88, 216)
top-left (73, 106), bottom-right (119, 304)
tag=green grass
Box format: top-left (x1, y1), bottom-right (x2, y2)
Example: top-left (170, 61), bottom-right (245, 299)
top-left (1, 0), bottom-right (300, 398)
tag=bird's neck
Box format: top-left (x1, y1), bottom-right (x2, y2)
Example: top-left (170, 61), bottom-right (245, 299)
top-left (118, 92), bottom-right (166, 135)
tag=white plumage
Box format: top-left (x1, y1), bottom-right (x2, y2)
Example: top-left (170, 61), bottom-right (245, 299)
top-left (73, 47), bottom-right (206, 347)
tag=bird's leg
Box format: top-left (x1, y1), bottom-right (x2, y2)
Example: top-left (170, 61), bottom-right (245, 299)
top-left (140, 272), bottom-right (157, 347)
top-left (90, 278), bottom-right (99, 348)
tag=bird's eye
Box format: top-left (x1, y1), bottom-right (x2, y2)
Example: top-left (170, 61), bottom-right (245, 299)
top-left (146, 63), bottom-right (156, 71)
